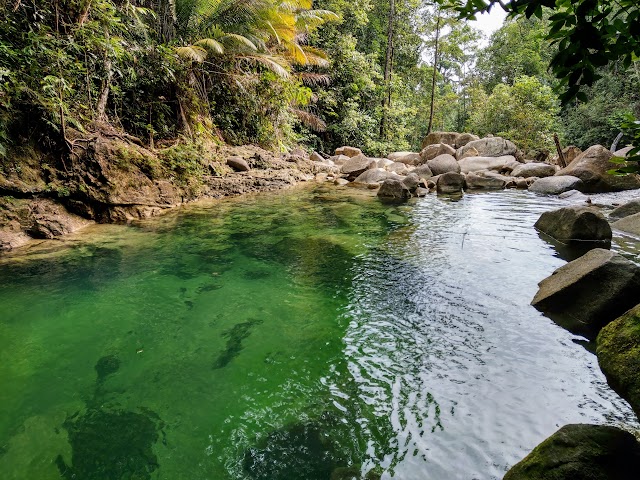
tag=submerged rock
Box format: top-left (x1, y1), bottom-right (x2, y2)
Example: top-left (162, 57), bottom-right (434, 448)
top-left (243, 420), bottom-right (346, 480)
top-left (57, 408), bottom-right (162, 480)
top-left (95, 355), bottom-right (120, 384)
top-left (534, 206), bottom-right (611, 244)
top-left (531, 248), bottom-right (640, 338)
top-left (597, 303), bottom-right (640, 419)
top-left (529, 176), bottom-right (584, 194)
top-left (611, 212), bottom-right (640, 236)
top-left (213, 318), bottom-right (263, 369)
top-left (503, 424), bottom-right (640, 480)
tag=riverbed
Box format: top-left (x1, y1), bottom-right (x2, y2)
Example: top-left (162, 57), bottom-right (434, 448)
top-left (0, 185), bottom-right (638, 480)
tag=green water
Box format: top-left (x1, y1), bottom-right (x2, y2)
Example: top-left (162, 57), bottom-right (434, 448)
top-left (0, 185), bottom-right (638, 480)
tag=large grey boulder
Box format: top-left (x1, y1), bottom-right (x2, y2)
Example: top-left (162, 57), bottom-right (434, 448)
top-left (427, 154), bottom-right (460, 175)
top-left (387, 162), bottom-right (411, 175)
top-left (529, 176), bottom-right (584, 194)
top-left (436, 172), bottom-right (465, 194)
top-left (402, 173), bottom-right (421, 193)
top-left (458, 155), bottom-right (515, 173)
top-left (420, 143), bottom-right (456, 162)
top-left (454, 133), bottom-right (480, 149)
top-left (556, 145), bottom-right (640, 192)
top-left (503, 424), bottom-right (640, 480)
top-left (531, 248), bottom-right (640, 338)
top-left (376, 158), bottom-right (394, 169)
top-left (609, 199), bottom-right (640, 220)
top-left (412, 164), bottom-right (433, 180)
top-left (465, 171), bottom-right (506, 190)
top-left (421, 131), bottom-right (460, 149)
top-left (227, 157), bottom-right (250, 172)
top-left (511, 163), bottom-right (557, 178)
top-left (456, 136), bottom-right (517, 158)
top-left (329, 154), bottom-right (350, 166)
top-left (335, 146), bottom-right (362, 158)
top-left (377, 179), bottom-right (410, 199)
top-left (310, 151), bottom-right (325, 163)
top-left (388, 152), bottom-right (421, 165)
top-left (534, 206), bottom-right (612, 244)
top-left (611, 212), bottom-right (640, 236)
top-left (597, 303), bottom-right (640, 419)
top-left (353, 168), bottom-right (392, 185)
top-left (341, 154), bottom-right (376, 180)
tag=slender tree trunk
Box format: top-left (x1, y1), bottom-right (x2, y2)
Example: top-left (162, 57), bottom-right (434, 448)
top-left (96, 27), bottom-right (113, 122)
top-left (97, 52), bottom-right (113, 121)
top-left (379, 0), bottom-right (395, 139)
top-left (427, 13), bottom-right (441, 136)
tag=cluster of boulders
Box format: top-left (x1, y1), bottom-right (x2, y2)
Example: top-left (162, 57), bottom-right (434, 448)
top-left (307, 131), bottom-right (640, 200)
top-left (504, 199), bottom-right (640, 478)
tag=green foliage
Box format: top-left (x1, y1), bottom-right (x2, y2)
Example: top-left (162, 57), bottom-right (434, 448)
top-left (611, 115), bottom-right (640, 174)
top-left (562, 64), bottom-right (640, 149)
top-left (467, 76), bottom-right (561, 154)
top-left (443, 0), bottom-right (640, 103)
top-left (475, 16), bottom-right (554, 92)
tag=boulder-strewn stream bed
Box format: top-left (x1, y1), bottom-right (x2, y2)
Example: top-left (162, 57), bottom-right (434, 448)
top-left (0, 184), bottom-right (639, 480)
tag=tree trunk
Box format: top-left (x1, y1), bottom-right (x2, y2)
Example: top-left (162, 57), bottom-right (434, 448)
top-left (427, 13), bottom-right (442, 136)
top-left (379, 0), bottom-right (395, 139)
top-left (96, 50), bottom-right (113, 121)
top-left (96, 28), bottom-right (113, 122)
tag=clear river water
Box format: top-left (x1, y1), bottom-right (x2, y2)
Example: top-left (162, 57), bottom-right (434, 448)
top-left (0, 185), bottom-right (639, 480)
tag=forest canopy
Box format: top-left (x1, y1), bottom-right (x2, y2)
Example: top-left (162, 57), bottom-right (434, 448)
top-left (0, 0), bottom-right (639, 161)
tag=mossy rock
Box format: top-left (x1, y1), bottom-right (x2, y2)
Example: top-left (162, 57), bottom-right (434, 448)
top-left (504, 424), bottom-right (640, 480)
top-left (597, 303), bottom-right (640, 419)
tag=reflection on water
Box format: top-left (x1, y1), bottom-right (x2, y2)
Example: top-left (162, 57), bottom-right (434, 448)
top-left (0, 186), bottom-right (638, 480)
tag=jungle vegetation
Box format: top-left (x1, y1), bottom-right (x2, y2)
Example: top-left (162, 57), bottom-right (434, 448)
top-left (0, 0), bottom-right (639, 162)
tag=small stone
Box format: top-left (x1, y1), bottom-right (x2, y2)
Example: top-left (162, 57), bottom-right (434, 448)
top-left (227, 157), bottom-right (250, 172)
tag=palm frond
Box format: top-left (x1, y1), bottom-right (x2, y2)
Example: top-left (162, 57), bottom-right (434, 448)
top-left (291, 108), bottom-right (326, 132)
top-left (299, 72), bottom-right (331, 87)
top-left (175, 45), bottom-right (208, 62)
top-left (240, 55), bottom-right (290, 78)
top-left (195, 38), bottom-right (225, 54)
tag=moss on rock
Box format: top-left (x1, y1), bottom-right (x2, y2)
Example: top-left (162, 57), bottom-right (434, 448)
top-left (504, 424), bottom-right (640, 480)
top-left (597, 303), bottom-right (640, 419)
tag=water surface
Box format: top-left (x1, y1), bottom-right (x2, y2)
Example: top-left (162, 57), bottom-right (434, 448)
top-left (0, 185), bottom-right (638, 480)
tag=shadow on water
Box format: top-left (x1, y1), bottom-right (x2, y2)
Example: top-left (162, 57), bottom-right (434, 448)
top-left (242, 416), bottom-right (384, 480)
top-left (536, 230), bottom-right (611, 262)
top-left (56, 355), bottom-right (164, 480)
top-left (214, 318), bottom-right (264, 369)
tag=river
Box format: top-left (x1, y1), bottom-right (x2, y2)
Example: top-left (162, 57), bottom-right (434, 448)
top-left (0, 185), bottom-right (638, 480)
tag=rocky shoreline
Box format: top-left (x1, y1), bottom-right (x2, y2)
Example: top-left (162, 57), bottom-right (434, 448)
top-left (0, 132), bottom-right (339, 252)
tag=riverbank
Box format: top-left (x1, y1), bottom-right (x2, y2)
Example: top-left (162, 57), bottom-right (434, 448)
top-left (0, 130), bottom-right (338, 252)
